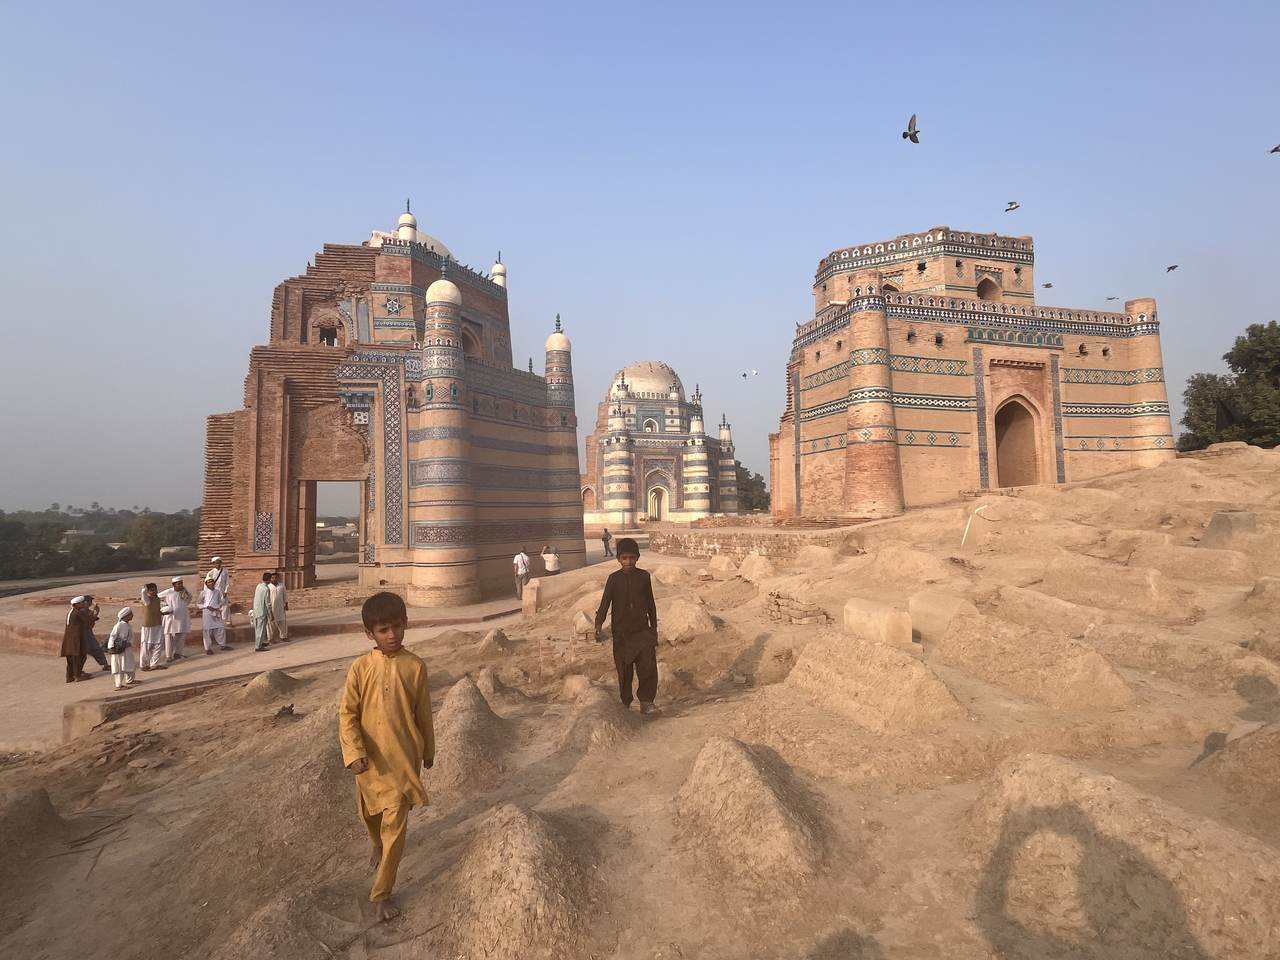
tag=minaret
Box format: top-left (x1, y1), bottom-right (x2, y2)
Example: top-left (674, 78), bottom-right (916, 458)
top-left (542, 314), bottom-right (583, 553)
top-left (397, 199), bottom-right (417, 242)
top-left (491, 251), bottom-right (507, 289)
top-left (602, 374), bottom-right (636, 527)
top-left (1124, 297), bottom-right (1176, 469)
top-left (682, 384), bottom-right (712, 517)
top-left (843, 268), bottom-right (905, 517)
top-left (716, 413), bottom-right (739, 515)
top-left (544, 314), bottom-right (574, 411)
top-left (405, 263), bottom-right (479, 605)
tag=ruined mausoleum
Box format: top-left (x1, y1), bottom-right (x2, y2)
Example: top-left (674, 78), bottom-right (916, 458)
top-left (770, 227), bottom-right (1175, 518)
top-left (198, 205), bottom-right (584, 605)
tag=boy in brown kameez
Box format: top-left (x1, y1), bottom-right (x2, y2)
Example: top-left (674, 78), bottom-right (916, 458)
top-left (338, 592), bottom-right (435, 921)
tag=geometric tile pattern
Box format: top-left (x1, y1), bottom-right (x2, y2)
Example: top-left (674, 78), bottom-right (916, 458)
top-left (890, 392), bottom-right (977, 411)
top-left (1060, 366), bottom-right (1166, 385)
top-left (1061, 401), bottom-right (1171, 418)
top-left (850, 347), bottom-right (889, 366)
top-left (973, 347), bottom-right (990, 489)
top-left (253, 511), bottom-right (274, 552)
top-left (1050, 355), bottom-right (1066, 482)
top-left (801, 360), bottom-right (850, 390)
top-left (336, 359), bottom-right (404, 544)
top-left (890, 354), bottom-right (970, 376)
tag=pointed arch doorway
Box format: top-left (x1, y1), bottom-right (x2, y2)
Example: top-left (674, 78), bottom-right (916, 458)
top-left (994, 398), bottom-right (1040, 488)
top-left (647, 486), bottom-right (668, 521)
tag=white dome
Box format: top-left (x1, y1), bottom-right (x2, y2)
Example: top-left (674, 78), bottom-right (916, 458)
top-left (425, 278), bottom-right (462, 305)
top-left (412, 229), bottom-right (453, 258)
top-left (398, 211), bottom-right (417, 228)
top-left (545, 331), bottom-right (571, 351)
top-left (611, 360), bottom-right (684, 398)
top-left (491, 261), bottom-right (507, 276)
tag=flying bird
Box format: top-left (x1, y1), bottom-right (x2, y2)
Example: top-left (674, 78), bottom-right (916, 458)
top-left (1166, 264), bottom-right (1179, 272)
top-left (741, 369), bottom-right (759, 378)
top-left (1271, 144), bottom-right (1280, 153)
top-left (1105, 296), bottom-right (1119, 301)
top-left (1042, 282), bottom-right (1053, 289)
top-left (902, 114), bottom-right (920, 143)
top-left (1004, 201), bottom-right (1020, 213)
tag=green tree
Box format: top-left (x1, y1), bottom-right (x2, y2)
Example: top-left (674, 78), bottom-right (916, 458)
top-left (735, 464), bottom-right (771, 512)
top-left (1178, 321), bottom-right (1280, 451)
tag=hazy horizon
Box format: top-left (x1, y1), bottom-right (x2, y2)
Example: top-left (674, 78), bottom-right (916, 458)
top-left (2, 1), bottom-right (1276, 514)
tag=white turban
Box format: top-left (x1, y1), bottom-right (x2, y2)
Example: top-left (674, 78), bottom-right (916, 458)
top-left (210, 556), bottom-right (222, 563)
top-left (117, 607), bottom-right (133, 620)
top-left (70, 596), bottom-right (86, 605)
top-left (171, 576), bottom-right (184, 584)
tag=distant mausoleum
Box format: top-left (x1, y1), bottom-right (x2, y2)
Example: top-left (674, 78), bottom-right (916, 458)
top-left (198, 205), bottom-right (584, 605)
top-left (770, 226), bottom-right (1175, 518)
top-left (581, 360), bottom-right (739, 527)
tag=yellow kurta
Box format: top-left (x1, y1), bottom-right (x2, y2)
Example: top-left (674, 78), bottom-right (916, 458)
top-left (338, 648), bottom-right (435, 814)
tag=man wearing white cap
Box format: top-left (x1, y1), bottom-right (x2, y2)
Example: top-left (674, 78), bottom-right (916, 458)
top-left (206, 557), bottom-right (232, 626)
top-left (160, 576), bottom-right (192, 661)
top-left (198, 574), bottom-right (228, 654)
top-left (107, 608), bottom-right (137, 689)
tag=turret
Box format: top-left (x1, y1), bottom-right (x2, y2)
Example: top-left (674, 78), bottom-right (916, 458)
top-left (397, 199), bottom-right (417, 242)
top-left (544, 313), bottom-right (574, 415)
top-left (842, 268), bottom-right (905, 517)
top-left (405, 262), bottom-right (479, 605)
top-left (1124, 297), bottom-right (1176, 468)
top-left (681, 385), bottom-right (711, 518)
top-left (491, 252), bottom-right (507, 289)
top-left (602, 372), bottom-right (636, 526)
top-left (716, 413), bottom-right (739, 514)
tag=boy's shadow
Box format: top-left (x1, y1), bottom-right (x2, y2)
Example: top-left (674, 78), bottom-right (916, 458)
top-left (976, 804), bottom-right (1208, 959)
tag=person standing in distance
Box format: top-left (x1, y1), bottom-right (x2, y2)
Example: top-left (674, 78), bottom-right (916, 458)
top-left (594, 537), bottom-right (660, 714)
top-left (601, 527), bottom-right (613, 558)
top-left (159, 576), bottom-right (192, 661)
top-left (512, 546), bottom-right (531, 599)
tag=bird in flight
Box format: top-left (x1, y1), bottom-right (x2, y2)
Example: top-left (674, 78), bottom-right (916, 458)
top-left (1271, 144), bottom-right (1280, 153)
top-left (1105, 296), bottom-right (1119, 301)
top-left (1004, 201), bottom-right (1020, 213)
top-left (741, 370), bottom-right (759, 378)
top-left (1166, 264), bottom-right (1179, 273)
top-left (1042, 282), bottom-right (1053, 289)
top-left (902, 114), bottom-right (920, 143)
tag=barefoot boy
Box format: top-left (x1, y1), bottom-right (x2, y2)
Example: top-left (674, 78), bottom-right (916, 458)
top-left (594, 537), bottom-right (661, 714)
top-left (338, 592), bottom-right (435, 921)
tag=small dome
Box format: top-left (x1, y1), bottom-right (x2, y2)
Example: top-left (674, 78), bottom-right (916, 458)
top-left (398, 211), bottom-right (417, 228)
top-left (545, 331), bottom-right (571, 351)
top-left (491, 261), bottom-right (507, 276)
top-left (610, 360), bottom-right (684, 399)
top-left (425, 278), bottom-right (462, 305)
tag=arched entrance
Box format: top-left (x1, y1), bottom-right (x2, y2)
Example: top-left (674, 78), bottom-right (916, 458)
top-left (582, 487), bottom-right (596, 511)
top-left (647, 486), bottom-right (668, 521)
top-left (976, 277), bottom-right (1000, 301)
top-left (994, 398), bottom-right (1039, 487)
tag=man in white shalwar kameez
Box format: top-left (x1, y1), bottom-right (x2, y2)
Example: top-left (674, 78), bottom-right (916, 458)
top-left (198, 574), bottom-right (228, 654)
top-left (206, 556), bottom-right (232, 626)
top-left (268, 572), bottom-right (289, 643)
top-left (159, 576), bottom-right (192, 661)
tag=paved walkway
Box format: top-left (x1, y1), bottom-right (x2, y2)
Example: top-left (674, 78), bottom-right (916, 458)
top-left (0, 611), bottom-right (526, 752)
top-left (0, 543), bottom-right (632, 751)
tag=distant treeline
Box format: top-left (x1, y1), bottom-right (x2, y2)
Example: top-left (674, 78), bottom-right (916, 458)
top-left (0, 505), bottom-right (200, 580)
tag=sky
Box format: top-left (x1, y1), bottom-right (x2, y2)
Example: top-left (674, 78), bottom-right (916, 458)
top-left (1, 0), bottom-right (1276, 514)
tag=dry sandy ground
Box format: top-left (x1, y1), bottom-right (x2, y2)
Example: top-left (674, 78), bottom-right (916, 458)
top-left (2, 444), bottom-right (1279, 959)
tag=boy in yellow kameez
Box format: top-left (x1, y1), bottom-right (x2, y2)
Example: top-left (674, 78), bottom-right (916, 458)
top-left (338, 592), bottom-right (435, 921)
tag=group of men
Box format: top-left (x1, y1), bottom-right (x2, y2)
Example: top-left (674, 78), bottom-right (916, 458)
top-left (58, 556), bottom-right (292, 687)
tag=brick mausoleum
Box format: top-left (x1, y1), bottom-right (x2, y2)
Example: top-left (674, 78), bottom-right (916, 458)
top-left (579, 361), bottom-right (739, 527)
top-left (769, 226), bottom-right (1175, 518)
top-left (198, 205), bottom-right (584, 605)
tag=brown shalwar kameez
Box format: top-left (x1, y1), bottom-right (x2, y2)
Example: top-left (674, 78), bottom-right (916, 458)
top-left (338, 648), bottom-right (435, 902)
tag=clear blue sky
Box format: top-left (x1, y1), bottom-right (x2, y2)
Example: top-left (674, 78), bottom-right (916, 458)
top-left (1, 0), bottom-right (1276, 513)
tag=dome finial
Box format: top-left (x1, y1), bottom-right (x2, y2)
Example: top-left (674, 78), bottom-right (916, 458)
top-left (405, 197), bottom-right (411, 214)
top-left (528, 357), bottom-right (534, 373)
top-left (496, 249), bottom-right (502, 264)
top-left (554, 313), bottom-right (562, 333)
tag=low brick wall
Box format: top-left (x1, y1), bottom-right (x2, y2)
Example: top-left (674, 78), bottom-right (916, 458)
top-left (648, 527), bottom-right (856, 562)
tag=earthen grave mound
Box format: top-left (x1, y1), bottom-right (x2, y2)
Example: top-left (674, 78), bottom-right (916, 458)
top-left (431, 676), bottom-right (508, 795)
top-left (236, 669), bottom-right (304, 704)
top-left (969, 753), bottom-right (1280, 960)
top-left (676, 735), bottom-right (826, 889)
top-left (435, 803), bottom-right (595, 960)
top-left (557, 685), bottom-right (638, 753)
